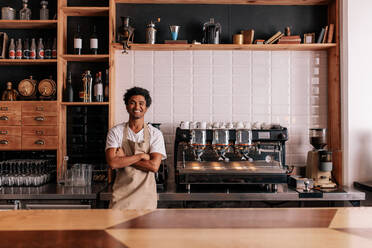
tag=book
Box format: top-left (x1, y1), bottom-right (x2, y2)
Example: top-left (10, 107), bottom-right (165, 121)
top-left (317, 27), bottom-right (325, 43)
top-left (241, 29), bottom-right (255, 44)
top-left (164, 40), bottom-right (188, 44)
top-left (265, 31), bottom-right (282, 44)
top-left (327, 24), bottom-right (334, 43)
top-left (255, 39), bottom-right (265, 44)
top-left (280, 35), bottom-right (301, 40)
top-left (322, 25), bottom-right (329, 43)
top-left (278, 40), bottom-right (301, 44)
top-left (269, 33), bottom-right (284, 44)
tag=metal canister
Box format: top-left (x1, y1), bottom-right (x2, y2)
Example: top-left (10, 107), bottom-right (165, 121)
top-left (146, 22), bottom-right (156, 44)
top-left (1, 7), bottom-right (16, 20)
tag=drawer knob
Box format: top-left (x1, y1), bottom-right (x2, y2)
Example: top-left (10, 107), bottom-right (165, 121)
top-left (36, 106), bottom-right (44, 111)
top-left (35, 140), bottom-right (45, 145)
top-left (0, 140), bottom-right (9, 145)
top-left (36, 130), bottom-right (44, 135)
top-left (34, 116), bottom-right (45, 121)
top-left (0, 107), bottom-right (8, 111)
top-left (0, 130), bottom-right (8, 135)
top-left (0, 116), bottom-right (9, 121)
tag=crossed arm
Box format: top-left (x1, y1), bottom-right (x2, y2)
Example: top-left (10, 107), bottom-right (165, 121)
top-left (105, 148), bottom-right (162, 173)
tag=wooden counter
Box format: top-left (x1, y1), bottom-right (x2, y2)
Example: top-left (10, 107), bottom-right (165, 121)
top-left (0, 207), bottom-right (371, 247)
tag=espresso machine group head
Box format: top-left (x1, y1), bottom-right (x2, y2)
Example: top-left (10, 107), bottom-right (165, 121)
top-left (306, 128), bottom-right (337, 189)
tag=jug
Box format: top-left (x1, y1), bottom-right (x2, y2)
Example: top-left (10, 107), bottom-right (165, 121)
top-left (202, 18), bottom-right (221, 44)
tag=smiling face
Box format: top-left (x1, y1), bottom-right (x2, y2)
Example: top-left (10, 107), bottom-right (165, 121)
top-left (126, 95), bottom-right (148, 120)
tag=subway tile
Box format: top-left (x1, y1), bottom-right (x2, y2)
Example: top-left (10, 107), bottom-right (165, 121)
top-left (213, 54), bottom-right (232, 66)
top-left (193, 66), bottom-right (211, 75)
top-left (193, 114), bottom-right (212, 122)
top-left (193, 50), bottom-right (212, 57)
top-left (174, 66), bottom-right (192, 75)
top-left (253, 95), bottom-right (270, 105)
top-left (271, 105), bottom-right (290, 115)
top-left (232, 66), bottom-right (251, 76)
top-left (272, 90), bottom-right (290, 105)
top-left (154, 96), bottom-right (172, 114)
top-left (193, 76), bottom-right (211, 96)
top-left (292, 104), bottom-right (309, 116)
top-left (173, 95), bottom-right (192, 115)
top-left (193, 55), bottom-right (211, 66)
top-left (233, 114), bottom-right (251, 122)
top-left (174, 51), bottom-right (192, 57)
top-left (134, 52), bottom-right (153, 65)
top-left (213, 65), bottom-right (232, 76)
top-left (174, 55), bottom-right (192, 67)
top-left (153, 114), bottom-right (172, 124)
top-left (213, 84), bottom-right (232, 95)
top-left (193, 96), bottom-right (211, 115)
top-left (252, 51), bottom-right (271, 66)
top-left (233, 96), bottom-right (251, 115)
top-left (154, 75), bottom-right (172, 87)
top-left (213, 96), bottom-right (232, 115)
top-left (271, 115), bottom-right (290, 126)
top-left (174, 74), bottom-right (192, 86)
top-left (251, 115), bottom-right (271, 123)
top-left (252, 105), bottom-right (270, 115)
top-left (232, 51), bottom-right (251, 66)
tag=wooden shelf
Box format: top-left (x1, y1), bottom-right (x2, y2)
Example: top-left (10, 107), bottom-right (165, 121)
top-left (61, 102), bottom-right (109, 106)
top-left (112, 43), bottom-right (337, 51)
top-left (114, 0), bottom-right (331, 5)
top-left (0, 101), bottom-right (57, 103)
top-left (0, 20), bottom-right (57, 29)
top-left (62, 7), bottom-right (109, 16)
top-left (61, 55), bottom-right (109, 62)
top-left (0, 59), bottom-right (57, 65)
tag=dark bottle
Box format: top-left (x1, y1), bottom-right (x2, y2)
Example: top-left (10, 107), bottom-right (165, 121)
top-left (94, 71), bottom-right (103, 102)
top-left (37, 38), bottom-right (44, 59)
top-left (23, 38), bottom-right (30, 59)
top-left (104, 69), bottom-right (109, 102)
top-left (8, 38), bottom-right (15, 59)
top-left (74, 24), bottom-right (82, 55)
top-left (52, 37), bottom-right (57, 58)
top-left (65, 71), bottom-right (74, 102)
top-left (30, 38), bottom-right (36, 59)
top-left (44, 38), bottom-right (52, 59)
top-left (90, 25), bottom-right (98, 55)
top-left (16, 38), bottom-right (23, 59)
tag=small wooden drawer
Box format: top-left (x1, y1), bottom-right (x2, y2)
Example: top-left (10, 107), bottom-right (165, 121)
top-left (0, 136), bottom-right (21, 150)
top-left (21, 136), bottom-right (58, 150)
top-left (0, 102), bottom-right (21, 113)
top-left (22, 102), bottom-right (57, 116)
top-left (22, 126), bottom-right (57, 136)
top-left (0, 112), bottom-right (21, 125)
top-left (0, 126), bottom-right (21, 136)
top-left (22, 115), bottom-right (57, 126)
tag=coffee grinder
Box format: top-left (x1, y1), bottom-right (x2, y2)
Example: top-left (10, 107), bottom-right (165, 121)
top-left (306, 128), bottom-right (337, 189)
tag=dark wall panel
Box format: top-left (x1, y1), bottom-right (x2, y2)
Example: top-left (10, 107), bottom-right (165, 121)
top-left (67, 0), bottom-right (109, 7)
top-left (1, 0), bottom-right (57, 20)
top-left (116, 4), bottom-right (328, 43)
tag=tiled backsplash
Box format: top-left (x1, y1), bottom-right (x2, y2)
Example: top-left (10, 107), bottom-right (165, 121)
top-left (114, 50), bottom-right (328, 167)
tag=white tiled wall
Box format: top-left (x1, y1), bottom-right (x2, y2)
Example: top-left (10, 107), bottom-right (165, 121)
top-left (114, 50), bottom-right (328, 167)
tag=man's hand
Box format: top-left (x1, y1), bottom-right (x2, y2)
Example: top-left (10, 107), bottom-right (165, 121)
top-left (131, 153), bottom-right (162, 173)
top-left (140, 153), bottom-right (150, 161)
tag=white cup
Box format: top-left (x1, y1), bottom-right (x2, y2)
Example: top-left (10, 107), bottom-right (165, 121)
top-left (189, 121), bottom-right (197, 129)
top-left (236, 121), bottom-right (244, 129)
top-left (180, 121), bottom-right (190, 129)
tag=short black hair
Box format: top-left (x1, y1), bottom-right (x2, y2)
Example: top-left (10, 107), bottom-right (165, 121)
top-left (123, 87), bottom-right (152, 107)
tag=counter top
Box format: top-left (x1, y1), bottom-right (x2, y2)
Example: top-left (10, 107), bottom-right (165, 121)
top-left (0, 207), bottom-right (371, 247)
top-left (100, 183), bottom-right (366, 203)
top-left (0, 182), bottom-right (107, 200)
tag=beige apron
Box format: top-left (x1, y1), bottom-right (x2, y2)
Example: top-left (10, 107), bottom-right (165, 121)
top-left (111, 123), bottom-right (157, 209)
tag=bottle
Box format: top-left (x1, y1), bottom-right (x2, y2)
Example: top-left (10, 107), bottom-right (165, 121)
top-left (74, 24), bottom-right (82, 55)
top-left (23, 38), bottom-right (30, 59)
top-left (1, 82), bottom-right (18, 101)
top-left (94, 72), bottom-right (103, 102)
top-left (30, 38), bottom-right (36, 59)
top-left (16, 38), bottom-right (23, 59)
top-left (80, 70), bottom-right (92, 102)
top-left (40, 1), bottom-right (49, 20)
top-left (51, 37), bottom-right (57, 58)
top-left (44, 38), bottom-right (52, 59)
top-left (104, 69), bottom-right (109, 102)
top-left (90, 25), bottom-right (98, 55)
top-left (65, 71), bottom-right (74, 102)
top-left (8, 38), bottom-right (15, 59)
top-left (37, 38), bottom-right (44, 59)
top-left (20, 0), bottom-right (32, 20)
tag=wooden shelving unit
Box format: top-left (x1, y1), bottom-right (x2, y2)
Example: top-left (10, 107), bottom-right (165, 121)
top-left (112, 43), bottom-right (336, 51)
top-left (61, 102), bottom-right (109, 106)
top-left (0, 59), bottom-right (57, 65)
top-left (114, 0), bottom-right (331, 4)
top-left (61, 54), bottom-right (109, 62)
top-left (0, 20), bottom-right (57, 29)
top-left (62, 7), bottom-right (109, 16)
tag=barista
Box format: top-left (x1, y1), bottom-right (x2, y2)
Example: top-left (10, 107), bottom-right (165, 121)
top-left (105, 87), bottom-right (166, 209)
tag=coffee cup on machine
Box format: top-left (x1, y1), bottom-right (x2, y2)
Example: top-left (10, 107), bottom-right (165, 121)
top-left (180, 121), bottom-right (190, 129)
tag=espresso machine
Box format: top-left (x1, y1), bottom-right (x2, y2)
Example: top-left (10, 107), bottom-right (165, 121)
top-left (306, 128), bottom-right (337, 189)
top-left (174, 121), bottom-right (289, 192)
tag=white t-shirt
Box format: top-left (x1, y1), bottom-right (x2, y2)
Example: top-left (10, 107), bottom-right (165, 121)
top-left (105, 122), bottom-right (167, 160)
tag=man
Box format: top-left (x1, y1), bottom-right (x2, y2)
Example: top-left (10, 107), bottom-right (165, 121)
top-left (105, 87), bottom-right (166, 209)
